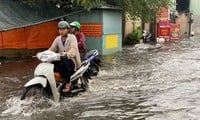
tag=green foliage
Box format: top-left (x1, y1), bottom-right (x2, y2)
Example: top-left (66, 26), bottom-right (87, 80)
top-left (20, 0), bottom-right (104, 10)
top-left (71, 0), bottom-right (103, 10)
top-left (118, 0), bottom-right (172, 23)
top-left (20, 0), bottom-right (172, 23)
top-left (125, 27), bottom-right (142, 45)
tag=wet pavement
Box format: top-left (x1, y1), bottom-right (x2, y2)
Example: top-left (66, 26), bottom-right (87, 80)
top-left (1, 37), bottom-right (200, 120)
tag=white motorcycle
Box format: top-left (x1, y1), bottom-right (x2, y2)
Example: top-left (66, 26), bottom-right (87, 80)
top-left (20, 49), bottom-right (100, 102)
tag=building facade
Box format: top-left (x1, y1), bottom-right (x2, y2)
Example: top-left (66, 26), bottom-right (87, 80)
top-left (190, 0), bottom-right (200, 35)
top-left (67, 5), bottom-right (122, 55)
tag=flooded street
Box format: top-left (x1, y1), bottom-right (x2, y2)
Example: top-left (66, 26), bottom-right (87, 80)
top-left (1, 38), bottom-right (200, 120)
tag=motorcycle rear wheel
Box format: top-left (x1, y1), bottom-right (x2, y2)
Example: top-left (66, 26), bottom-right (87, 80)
top-left (80, 76), bottom-right (89, 90)
top-left (89, 62), bottom-right (99, 76)
top-left (20, 84), bottom-right (45, 100)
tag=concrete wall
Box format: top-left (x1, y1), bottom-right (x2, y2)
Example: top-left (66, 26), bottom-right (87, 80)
top-left (0, 49), bottom-right (43, 59)
top-left (124, 14), bottom-right (141, 37)
top-left (190, 0), bottom-right (200, 15)
top-left (176, 13), bottom-right (189, 38)
top-left (190, 0), bottom-right (200, 35)
top-left (191, 15), bottom-right (200, 35)
top-left (124, 14), bottom-right (134, 37)
top-left (189, 0), bottom-right (200, 35)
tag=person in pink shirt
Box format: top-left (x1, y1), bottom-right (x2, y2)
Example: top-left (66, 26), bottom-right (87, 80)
top-left (70, 21), bottom-right (86, 57)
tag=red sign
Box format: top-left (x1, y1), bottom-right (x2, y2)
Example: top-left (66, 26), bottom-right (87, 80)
top-left (80, 23), bottom-right (102, 37)
top-left (159, 27), bottom-right (170, 37)
top-left (157, 20), bottom-right (170, 38)
top-left (170, 23), bottom-right (180, 40)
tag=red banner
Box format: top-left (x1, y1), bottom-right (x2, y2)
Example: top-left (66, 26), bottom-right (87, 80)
top-left (0, 32), bottom-right (2, 49)
top-left (2, 28), bottom-right (26, 48)
top-left (170, 23), bottom-right (180, 40)
top-left (25, 21), bottom-right (58, 49)
top-left (157, 20), bottom-right (170, 38)
top-left (0, 21), bottom-right (58, 49)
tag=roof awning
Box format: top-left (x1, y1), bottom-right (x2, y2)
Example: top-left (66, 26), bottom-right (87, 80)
top-left (0, 0), bottom-right (82, 31)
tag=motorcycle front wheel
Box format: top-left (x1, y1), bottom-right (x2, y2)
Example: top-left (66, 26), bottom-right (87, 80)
top-left (20, 84), bottom-right (45, 100)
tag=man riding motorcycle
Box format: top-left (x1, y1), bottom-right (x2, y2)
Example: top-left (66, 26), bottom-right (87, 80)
top-left (48, 20), bottom-right (81, 93)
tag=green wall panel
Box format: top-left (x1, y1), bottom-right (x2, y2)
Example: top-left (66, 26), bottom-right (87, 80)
top-left (80, 10), bottom-right (102, 23)
top-left (67, 10), bottom-right (102, 23)
top-left (85, 37), bottom-right (103, 54)
top-left (103, 10), bottom-right (122, 34)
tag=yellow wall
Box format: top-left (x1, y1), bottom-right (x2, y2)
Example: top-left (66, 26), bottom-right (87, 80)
top-left (106, 35), bottom-right (118, 49)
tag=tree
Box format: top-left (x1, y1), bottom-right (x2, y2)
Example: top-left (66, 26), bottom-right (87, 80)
top-left (20, 0), bottom-right (104, 10)
top-left (118, 0), bottom-right (172, 22)
top-left (20, 0), bottom-right (171, 23)
top-left (21, 0), bottom-right (171, 38)
top-left (70, 0), bottom-right (103, 10)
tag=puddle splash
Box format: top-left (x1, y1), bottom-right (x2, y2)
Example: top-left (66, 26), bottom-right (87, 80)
top-left (1, 96), bottom-right (60, 118)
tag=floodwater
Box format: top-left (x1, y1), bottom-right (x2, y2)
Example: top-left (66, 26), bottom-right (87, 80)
top-left (1, 37), bottom-right (200, 120)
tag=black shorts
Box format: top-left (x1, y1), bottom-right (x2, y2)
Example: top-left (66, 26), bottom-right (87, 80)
top-left (53, 59), bottom-right (75, 82)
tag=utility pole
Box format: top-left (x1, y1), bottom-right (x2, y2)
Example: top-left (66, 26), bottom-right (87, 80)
top-left (188, 13), bottom-right (193, 37)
